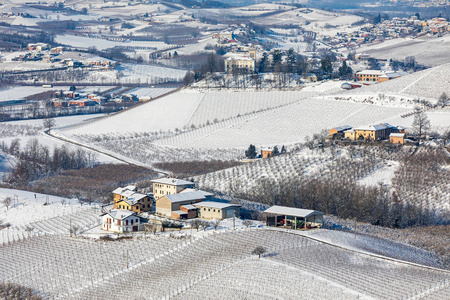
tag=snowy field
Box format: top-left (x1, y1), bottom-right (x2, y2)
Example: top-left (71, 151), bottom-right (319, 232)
top-left (55, 35), bottom-right (169, 51)
top-left (0, 228), bottom-right (448, 299)
top-left (350, 36), bottom-right (450, 67)
top-left (0, 188), bottom-right (101, 244)
top-left (60, 89), bottom-right (410, 152)
top-left (338, 63), bottom-right (450, 101)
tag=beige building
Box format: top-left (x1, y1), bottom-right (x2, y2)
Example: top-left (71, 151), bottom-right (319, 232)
top-left (225, 56), bottom-right (255, 73)
top-left (155, 191), bottom-right (206, 219)
top-left (195, 202), bottom-right (241, 220)
top-left (151, 178), bottom-right (195, 200)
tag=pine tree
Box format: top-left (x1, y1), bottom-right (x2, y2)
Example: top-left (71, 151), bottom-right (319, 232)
top-left (245, 144), bottom-right (257, 159)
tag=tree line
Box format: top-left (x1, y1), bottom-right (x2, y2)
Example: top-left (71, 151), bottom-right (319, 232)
top-left (1, 138), bottom-right (98, 186)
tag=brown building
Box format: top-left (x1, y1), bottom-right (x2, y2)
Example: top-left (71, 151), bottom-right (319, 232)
top-left (390, 133), bottom-right (405, 144)
top-left (328, 125), bottom-right (352, 139)
top-left (155, 191), bottom-right (206, 219)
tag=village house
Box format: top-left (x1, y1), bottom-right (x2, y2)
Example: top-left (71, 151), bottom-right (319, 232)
top-left (261, 147), bottom-right (274, 158)
top-left (224, 56), bottom-right (255, 73)
top-left (346, 123), bottom-right (399, 141)
top-left (195, 202), bottom-right (241, 220)
top-left (112, 185), bottom-right (152, 213)
top-left (102, 209), bottom-right (141, 233)
top-left (155, 191), bottom-right (206, 219)
top-left (151, 178), bottom-right (195, 200)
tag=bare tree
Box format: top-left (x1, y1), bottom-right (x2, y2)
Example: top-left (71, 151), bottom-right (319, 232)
top-left (43, 118), bottom-right (55, 131)
top-left (211, 219), bottom-right (221, 230)
top-left (190, 219), bottom-right (202, 232)
top-left (3, 197), bottom-right (12, 210)
top-left (412, 107), bottom-right (431, 140)
top-left (243, 220), bottom-right (253, 228)
top-left (200, 220), bottom-right (210, 231)
top-left (252, 246), bottom-right (267, 258)
top-left (70, 225), bottom-right (79, 237)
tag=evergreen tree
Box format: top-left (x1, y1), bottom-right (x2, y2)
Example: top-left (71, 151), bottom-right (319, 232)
top-left (281, 145), bottom-right (286, 153)
top-left (272, 146), bottom-right (279, 156)
top-left (245, 144), bottom-right (257, 159)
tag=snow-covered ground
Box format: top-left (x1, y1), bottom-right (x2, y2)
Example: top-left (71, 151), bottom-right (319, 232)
top-left (345, 35), bottom-right (450, 67)
top-left (358, 161), bottom-right (399, 187)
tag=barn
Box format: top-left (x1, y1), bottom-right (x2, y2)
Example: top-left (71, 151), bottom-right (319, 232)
top-left (264, 206), bottom-right (323, 230)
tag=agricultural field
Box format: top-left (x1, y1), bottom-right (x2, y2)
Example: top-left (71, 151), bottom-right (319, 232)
top-left (337, 63), bottom-right (450, 101)
top-left (349, 35), bottom-right (450, 67)
top-left (0, 229), bottom-right (448, 299)
top-left (58, 88), bottom-right (410, 166)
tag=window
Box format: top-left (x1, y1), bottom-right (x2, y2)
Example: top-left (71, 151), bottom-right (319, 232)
top-left (126, 220), bottom-right (128, 226)
top-left (118, 220), bottom-right (121, 225)
top-left (131, 219), bottom-right (134, 225)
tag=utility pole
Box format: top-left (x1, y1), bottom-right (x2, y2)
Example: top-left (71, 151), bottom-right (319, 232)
top-left (127, 250), bottom-right (129, 269)
top-left (70, 219), bottom-right (72, 237)
top-left (233, 211), bottom-right (235, 231)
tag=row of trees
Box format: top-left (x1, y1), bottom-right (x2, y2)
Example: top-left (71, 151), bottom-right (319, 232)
top-left (1, 138), bottom-right (98, 186)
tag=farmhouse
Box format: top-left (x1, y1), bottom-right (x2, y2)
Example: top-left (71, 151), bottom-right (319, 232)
top-left (151, 177), bottom-right (195, 200)
top-left (195, 202), bottom-right (241, 220)
top-left (261, 147), bottom-right (274, 158)
top-left (112, 185), bottom-right (152, 213)
top-left (155, 191), bottom-right (206, 219)
top-left (102, 209), bottom-right (141, 233)
top-left (351, 123), bottom-right (399, 141)
top-left (264, 205), bottom-right (323, 230)
top-left (355, 70), bottom-right (403, 83)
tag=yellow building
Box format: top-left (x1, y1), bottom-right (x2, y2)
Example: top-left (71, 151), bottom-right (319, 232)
top-left (352, 123), bottom-right (398, 141)
top-left (112, 185), bottom-right (152, 213)
top-left (151, 178), bottom-right (195, 200)
top-left (224, 56), bottom-right (255, 73)
top-left (355, 70), bottom-right (403, 83)
top-left (194, 202), bottom-right (241, 220)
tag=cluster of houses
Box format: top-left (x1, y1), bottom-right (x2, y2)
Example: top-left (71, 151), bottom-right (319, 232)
top-left (52, 91), bottom-right (106, 107)
top-left (328, 123), bottom-right (407, 144)
top-left (12, 43), bottom-right (116, 69)
top-left (101, 178), bottom-right (241, 233)
top-left (324, 16), bottom-right (450, 49)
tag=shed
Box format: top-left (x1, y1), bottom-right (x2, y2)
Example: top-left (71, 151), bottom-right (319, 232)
top-left (264, 206), bottom-right (323, 229)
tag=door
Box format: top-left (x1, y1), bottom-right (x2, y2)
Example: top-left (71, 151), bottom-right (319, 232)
top-left (133, 226), bottom-right (138, 232)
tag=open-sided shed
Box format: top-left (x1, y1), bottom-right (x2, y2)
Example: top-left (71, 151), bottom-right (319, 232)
top-left (264, 206), bottom-right (323, 230)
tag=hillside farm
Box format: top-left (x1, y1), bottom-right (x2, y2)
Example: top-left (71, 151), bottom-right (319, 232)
top-left (1, 229), bottom-right (448, 299)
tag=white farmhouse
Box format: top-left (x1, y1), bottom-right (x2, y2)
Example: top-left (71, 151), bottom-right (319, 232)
top-left (101, 209), bottom-right (141, 233)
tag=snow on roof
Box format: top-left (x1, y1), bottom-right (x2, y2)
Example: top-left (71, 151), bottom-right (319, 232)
top-left (264, 206), bottom-right (323, 218)
top-left (151, 177), bottom-right (194, 186)
top-left (181, 204), bottom-right (197, 210)
top-left (332, 125), bottom-right (352, 132)
top-left (107, 209), bottom-right (136, 220)
top-left (112, 185), bottom-right (137, 195)
top-left (390, 133), bottom-right (405, 137)
top-left (356, 70), bottom-right (385, 75)
top-left (225, 55), bottom-right (254, 61)
top-left (194, 201), bottom-right (241, 209)
top-left (172, 210), bottom-right (188, 215)
top-left (355, 123), bottom-right (396, 131)
top-left (179, 188), bottom-right (214, 197)
top-left (162, 192), bottom-right (205, 203)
